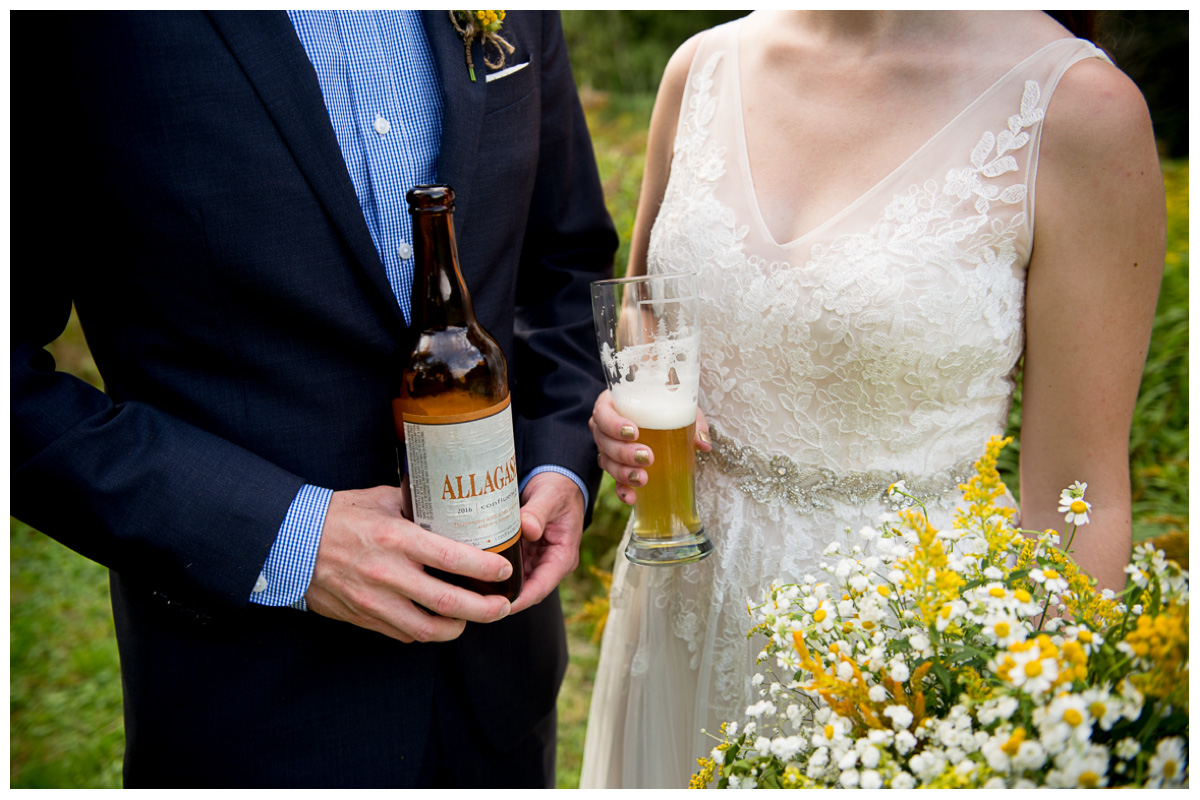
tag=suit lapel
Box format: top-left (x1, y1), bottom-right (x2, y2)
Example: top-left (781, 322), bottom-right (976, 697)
top-left (421, 10), bottom-right (486, 235)
top-left (207, 11), bottom-right (402, 321)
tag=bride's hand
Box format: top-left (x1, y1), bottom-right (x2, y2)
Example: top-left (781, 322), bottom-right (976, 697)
top-left (589, 389), bottom-right (711, 505)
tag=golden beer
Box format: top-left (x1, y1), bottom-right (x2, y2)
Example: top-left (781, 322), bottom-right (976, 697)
top-left (630, 422), bottom-right (703, 540)
top-left (593, 271), bottom-right (713, 565)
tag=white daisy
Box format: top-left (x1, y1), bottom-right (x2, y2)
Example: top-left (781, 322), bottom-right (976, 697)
top-left (1047, 743), bottom-right (1109, 789)
top-left (1030, 567), bottom-right (1069, 594)
top-left (1060, 496), bottom-right (1092, 525)
top-left (982, 612), bottom-right (1027, 648)
top-left (1058, 481), bottom-right (1087, 504)
top-left (1113, 738), bottom-right (1140, 761)
top-left (1079, 687), bottom-right (1123, 731)
top-left (1146, 737), bottom-right (1187, 788)
top-left (1011, 740), bottom-right (1047, 773)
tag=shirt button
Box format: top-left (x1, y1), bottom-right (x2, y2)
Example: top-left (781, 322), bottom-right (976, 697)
top-left (398, 242), bottom-right (413, 259)
top-left (374, 114), bottom-right (391, 136)
top-left (253, 573), bottom-right (268, 593)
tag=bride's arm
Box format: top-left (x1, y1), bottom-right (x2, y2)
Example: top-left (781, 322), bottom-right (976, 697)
top-left (592, 34), bottom-right (709, 504)
top-left (622, 33), bottom-right (701, 280)
top-left (1019, 56), bottom-right (1165, 592)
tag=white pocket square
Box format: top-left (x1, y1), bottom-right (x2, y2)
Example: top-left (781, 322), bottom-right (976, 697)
top-left (486, 61), bottom-right (530, 83)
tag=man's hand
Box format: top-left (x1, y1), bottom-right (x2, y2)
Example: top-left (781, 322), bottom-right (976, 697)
top-left (510, 472), bottom-right (586, 614)
top-left (304, 486), bottom-right (514, 643)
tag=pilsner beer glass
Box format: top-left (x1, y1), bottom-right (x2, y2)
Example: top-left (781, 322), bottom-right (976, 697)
top-left (591, 272), bottom-right (713, 566)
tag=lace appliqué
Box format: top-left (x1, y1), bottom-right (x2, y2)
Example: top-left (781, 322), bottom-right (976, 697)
top-left (650, 58), bottom-right (1042, 469)
top-left (702, 423), bottom-right (975, 512)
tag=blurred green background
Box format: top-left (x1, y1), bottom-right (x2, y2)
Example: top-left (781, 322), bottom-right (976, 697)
top-left (10, 10), bottom-right (1188, 789)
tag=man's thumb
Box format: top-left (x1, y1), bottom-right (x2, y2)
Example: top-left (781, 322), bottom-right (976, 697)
top-left (520, 498), bottom-right (548, 542)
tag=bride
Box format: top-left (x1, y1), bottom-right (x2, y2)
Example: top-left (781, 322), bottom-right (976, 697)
top-left (579, 10), bottom-right (1163, 789)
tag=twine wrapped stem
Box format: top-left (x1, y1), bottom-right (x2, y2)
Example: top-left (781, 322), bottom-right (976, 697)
top-left (449, 11), bottom-right (515, 82)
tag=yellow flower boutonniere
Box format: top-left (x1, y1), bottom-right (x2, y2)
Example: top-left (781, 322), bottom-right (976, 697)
top-left (450, 10), bottom-right (515, 82)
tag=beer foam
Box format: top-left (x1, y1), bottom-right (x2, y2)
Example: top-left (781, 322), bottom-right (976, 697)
top-left (604, 335), bottom-right (698, 377)
top-left (611, 383), bottom-right (696, 430)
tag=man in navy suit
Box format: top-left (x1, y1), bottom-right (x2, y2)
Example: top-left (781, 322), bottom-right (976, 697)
top-left (11, 11), bottom-right (615, 788)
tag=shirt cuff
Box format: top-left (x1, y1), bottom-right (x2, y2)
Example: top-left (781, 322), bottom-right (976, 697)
top-left (519, 465), bottom-right (589, 509)
top-left (248, 483), bottom-right (332, 610)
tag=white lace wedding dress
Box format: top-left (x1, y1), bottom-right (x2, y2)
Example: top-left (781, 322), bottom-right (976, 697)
top-left (579, 20), bottom-right (1108, 789)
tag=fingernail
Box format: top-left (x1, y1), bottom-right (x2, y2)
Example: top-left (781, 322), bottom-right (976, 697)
top-left (499, 563), bottom-right (513, 580)
top-left (633, 449), bottom-right (650, 466)
top-left (498, 602), bottom-right (510, 620)
top-left (698, 430), bottom-right (710, 446)
top-left (627, 470), bottom-right (642, 486)
top-left (620, 425), bottom-right (637, 440)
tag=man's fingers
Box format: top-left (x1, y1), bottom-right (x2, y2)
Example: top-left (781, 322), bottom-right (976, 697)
top-left (399, 524), bottom-right (513, 582)
top-left (306, 487), bottom-right (515, 640)
top-left (307, 583), bottom-right (470, 644)
top-left (388, 528), bottom-right (515, 621)
top-left (510, 473), bottom-right (585, 614)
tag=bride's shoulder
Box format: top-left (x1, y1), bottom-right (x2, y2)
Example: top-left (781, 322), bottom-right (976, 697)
top-left (646, 31), bottom-right (710, 141)
top-left (657, 18), bottom-right (743, 108)
top-left (1042, 54), bottom-right (1155, 172)
top-left (658, 31), bottom-right (707, 99)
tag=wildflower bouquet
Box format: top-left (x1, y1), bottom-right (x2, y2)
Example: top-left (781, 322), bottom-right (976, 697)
top-left (693, 437), bottom-right (1188, 789)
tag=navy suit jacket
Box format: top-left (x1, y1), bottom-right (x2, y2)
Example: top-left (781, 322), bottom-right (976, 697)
top-left (11, 11), bottom-right (615, 787)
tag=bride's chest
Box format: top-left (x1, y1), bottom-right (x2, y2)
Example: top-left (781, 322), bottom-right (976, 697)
top-left (741, 83), bottom-right (956, 246)
top-left (648, 158), bottom-right (1029, 352)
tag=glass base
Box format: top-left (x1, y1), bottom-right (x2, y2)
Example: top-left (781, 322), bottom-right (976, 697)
top-left (625, 527), bottom-right (714, 566)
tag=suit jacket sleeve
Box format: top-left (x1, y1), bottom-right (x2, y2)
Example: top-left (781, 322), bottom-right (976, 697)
top-left (509, 13), bottom-right (617, 514)
top-left (10, 288), bottom-right (304, 613)
top-left (10, 13), bottom-right (317, 614)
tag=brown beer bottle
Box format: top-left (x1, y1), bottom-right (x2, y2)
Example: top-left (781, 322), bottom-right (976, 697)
top-left (394, 185), bottom-right (523, 601)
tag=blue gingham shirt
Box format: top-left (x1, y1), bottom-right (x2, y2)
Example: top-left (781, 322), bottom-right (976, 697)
top-left (251, 10), bottom-right (586, 608)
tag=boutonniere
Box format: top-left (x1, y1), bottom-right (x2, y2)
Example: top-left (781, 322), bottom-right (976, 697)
top-left (450, 10), bottom-right (515, 82)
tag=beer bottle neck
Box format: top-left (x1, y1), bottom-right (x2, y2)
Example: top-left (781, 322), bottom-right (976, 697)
top-left (411, 211), bottom-right (476, 330)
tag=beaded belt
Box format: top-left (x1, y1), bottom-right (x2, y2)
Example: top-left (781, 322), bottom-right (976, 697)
top-left (698, 424), bottom-right (975, 512)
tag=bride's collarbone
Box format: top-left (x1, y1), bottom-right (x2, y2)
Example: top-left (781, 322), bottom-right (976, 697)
top-left (741, 93), bottom-right (945, 243)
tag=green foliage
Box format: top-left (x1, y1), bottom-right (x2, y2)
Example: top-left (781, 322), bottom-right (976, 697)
top-left (10, 520), bottom-right (124, 788)
top-left (554, 578), bottom-right (602, 788)
top-left (563, 10), bottom-right (747, 97)
top-left (1128, 161), bottom-right (1189, 537)
top-left (580, 475), bottom-right (632, 576)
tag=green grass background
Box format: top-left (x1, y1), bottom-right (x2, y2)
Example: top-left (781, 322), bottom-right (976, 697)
top-left (10, 12), bottom-right (1189, 789)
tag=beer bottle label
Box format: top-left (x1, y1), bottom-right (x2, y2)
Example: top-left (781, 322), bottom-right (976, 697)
top-left (402, 397), bottom-right (522, 551)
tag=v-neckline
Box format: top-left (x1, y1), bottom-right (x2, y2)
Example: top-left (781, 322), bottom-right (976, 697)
top-left (730, 25), bottom-right (1080, 250)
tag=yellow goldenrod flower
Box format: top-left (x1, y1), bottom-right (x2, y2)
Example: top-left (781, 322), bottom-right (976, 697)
top-left (689, 756), bottom-right (716, 789)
